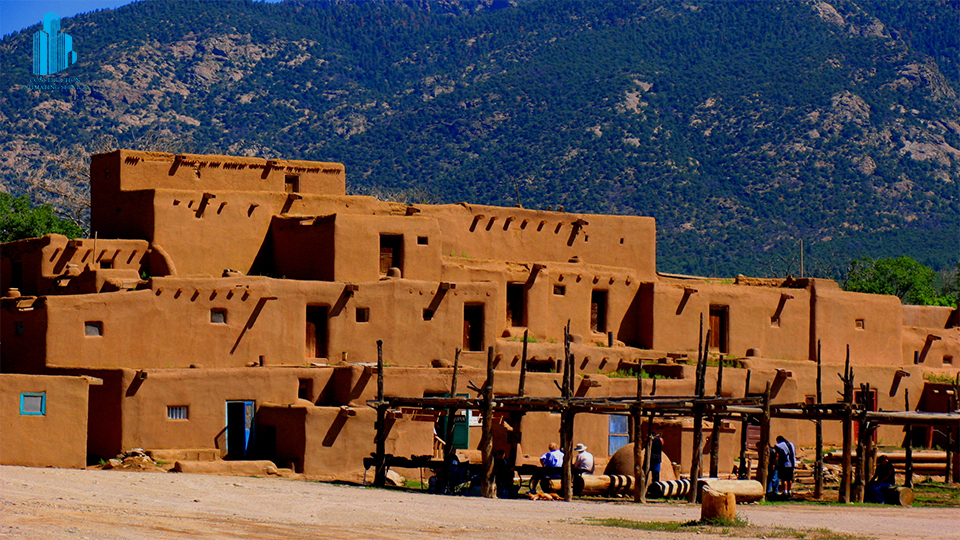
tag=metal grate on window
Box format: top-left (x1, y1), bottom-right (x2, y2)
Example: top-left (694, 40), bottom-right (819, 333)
top-left (167, 406), bottom-right (189, 420)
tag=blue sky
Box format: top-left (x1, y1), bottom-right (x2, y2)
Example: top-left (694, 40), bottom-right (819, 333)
top-left (0, 0), bottom-right (281, 37)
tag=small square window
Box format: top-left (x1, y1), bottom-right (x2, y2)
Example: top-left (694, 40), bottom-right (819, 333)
top-left (15, 321), bottom-right (25, 336)
top-left (553, 285), bottom-right (566, 296)
top-left (167, 406), bottom-right (189, 420)
top-left (855, 319), bottom-right (865, 330)
top-left (285, 174), bottom-right (300, 193)
top-left (771, 316), bottom-right (780, 328)
top-left (100, 259), bottom-right (113, 269)
top-left (85, 321), bottom-right (103, 336)
top-left (211, 309), bottom-right (227, 324)
top-left (945, 355), bottom-right (954, 366)
top-left (417, 236), bottom-right (429, 245)
top-left (423, 309), bottom-right (434, 321)
top-left (356, 307), bottom-right (370, 323)
top-left (20, 393), bottom-right (45, 415)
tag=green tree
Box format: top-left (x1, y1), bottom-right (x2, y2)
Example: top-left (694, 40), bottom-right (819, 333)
top-left (843, 256), bottom-right (957, 307)
top-left (0, 193), bottom-right (85, 243)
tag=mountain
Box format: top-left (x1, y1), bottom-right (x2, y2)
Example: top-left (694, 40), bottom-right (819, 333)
top-left (1, 0), bottom-right (958, 277)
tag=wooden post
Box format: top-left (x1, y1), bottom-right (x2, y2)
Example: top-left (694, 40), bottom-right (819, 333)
top-left (709, 354), bottom-right (724, 478)
top-left (508, 331), bottom-right (529, 476)
top-left (560, 321), bottom-right (574, 502)
top-left (839, 347), bottom-right (854, 503)
top-left (947, 378), bottom-right (957, 483)
top-left (374, 340), bottom-right (388, 488)
top-left (738, 370), bottom-right (752, 480)
top-left (688, 325), bottom-right (709, 503)
top-left (814, 339), bottom-right (824, 499)
top-left (853, 383), bottom-right (869, 503)
top-left (480, 346), bottom-right (496, 498)
top-left (904, 388), bottom-right (913, 489)
top-left (758, 381), bottom-right (771, 501)
top-left (633, 371), bottom-right (644, 503)
top-left (442, 348), bottom-right (461, 494)
top-left (642, 412), bottom-right (655, 501)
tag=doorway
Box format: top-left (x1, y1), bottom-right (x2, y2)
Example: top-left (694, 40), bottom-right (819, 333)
top-left (306, 305), bottom-right (329, 359)
top-left (506, 283), bottom-right (526, 327)
top-left (225, 400), bottom-right (255, 459)
top-left (591, 290), bottom-right (608, 333)
top-left (379, 234), bottom-right (403, 276)
top-left (463, 304), bottom-right (484, 352)
top-left (709, 305), bottom-right (729, 353)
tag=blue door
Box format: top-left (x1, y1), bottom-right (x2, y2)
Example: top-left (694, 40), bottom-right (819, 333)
top-left (226, 400), bottom-right (255, 459)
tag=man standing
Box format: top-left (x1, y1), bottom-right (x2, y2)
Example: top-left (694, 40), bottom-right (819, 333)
top-left (775, 435), bottom-right (796, 497)
top-left (573, 443), bottom-right (595, 474)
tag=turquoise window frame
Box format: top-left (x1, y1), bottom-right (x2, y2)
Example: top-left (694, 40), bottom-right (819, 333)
top-left (20, 392), bottom-right (46, 415)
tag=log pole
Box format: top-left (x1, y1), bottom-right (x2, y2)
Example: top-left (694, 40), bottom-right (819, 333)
top-left (839, 347), bottom-right (854, 503)
top-left (633, 371), bottom-right (644, 503)
top-left (480, 346), bottom-right (496, 498)
top-left (815, 339), bottom-right (824, 499)
top-left (442, 348), bottom-right (461, 494)
top-left (738, 370), bottom-right (752, 480)
top-left (904, 388), bottom-right (913, 489)
top-left (374, 339), bottom-right (388, 488)
top-left (709, 354), bottom-right (724, 477)
top-left (758, 381), bottom-right (771, 501)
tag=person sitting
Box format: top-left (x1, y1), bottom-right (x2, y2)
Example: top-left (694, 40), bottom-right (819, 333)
top-left (866, 455), bottom-right (897, 504)
top-left (528, 443), bottom-right (563, 493)
top-left (573, 443), bottom-right (595, 475)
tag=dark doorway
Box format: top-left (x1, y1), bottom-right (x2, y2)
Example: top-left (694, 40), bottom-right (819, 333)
top-left (506, 283), bottom-right (526, 327)
top-left (379, 234), bottom-right (403, 276)
top-left (591, 290), bottom-right (608, 333)
top-left (225, 400), bottom-right (255, 459)
top-left (709, 305), bottom-right (729, 353)
top-left (463, 304), bottom-right (484, 352)
top-left (306, 305), bottom-right (329, 359)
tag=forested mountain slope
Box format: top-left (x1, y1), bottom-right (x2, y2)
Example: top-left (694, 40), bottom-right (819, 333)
top-left (1, 0), bottom-right (957, 277)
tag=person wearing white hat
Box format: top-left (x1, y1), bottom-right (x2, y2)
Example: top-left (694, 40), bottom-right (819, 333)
top-left (573, 443), bottom-right (594, 475)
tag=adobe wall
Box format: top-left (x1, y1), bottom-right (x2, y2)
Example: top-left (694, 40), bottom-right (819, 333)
top-left (0, 296), bottom-right (49, 374)
top-left (901, 305), bottom-right (960, 367)
top-left (415, 204), bottom-right (657, 280)
top-left (0, 234), bottom-right (148, 297)
top-left (111, 367), bottom-right (336, 454)
top-left (812, 283), bottom-right (904, 365)
top-left (32, 277), bottom-right (499, 371)
top-left (90, 150), bottom-right (345, 198)
top-left (271, 214), bottom-right (444, 283)
top-left (442, 258), bottom-right (645, 348)
top-left (649, 279), bottom-right (812, 360)
top-left (0, 374), bottom-right (91, 468)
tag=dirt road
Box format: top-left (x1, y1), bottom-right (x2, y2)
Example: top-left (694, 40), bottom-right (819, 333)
top-left (1, 466), bottom-right (956, 539)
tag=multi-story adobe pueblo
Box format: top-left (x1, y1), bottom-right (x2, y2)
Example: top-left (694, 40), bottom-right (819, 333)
top-left (2, 150), bottom-right (958, 479)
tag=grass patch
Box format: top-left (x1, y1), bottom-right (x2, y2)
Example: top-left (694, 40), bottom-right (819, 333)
top-left (509, 334), bottom-right (539, 343)
top-left (923, 372), bottom-right (959, 384)
top-left (912, 480), bottom-right (960, 507)
top-left (586, 518), bottom-right (874, 540)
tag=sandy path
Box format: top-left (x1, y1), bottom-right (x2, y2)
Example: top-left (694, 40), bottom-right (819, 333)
top-left (1, 466), bottom-right (957, 539)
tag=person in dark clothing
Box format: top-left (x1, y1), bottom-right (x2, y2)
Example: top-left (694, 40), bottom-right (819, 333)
top-left (649, 433), bottom-right (663, 483)
top-left (866, 455), bottom-right (897, 504)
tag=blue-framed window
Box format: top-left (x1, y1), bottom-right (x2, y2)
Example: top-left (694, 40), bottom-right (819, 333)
top-left (20, 392), bottom-right (46, 415)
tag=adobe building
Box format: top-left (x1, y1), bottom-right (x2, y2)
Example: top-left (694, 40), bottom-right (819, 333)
top-left (2, 149), bottom-right (958, 478)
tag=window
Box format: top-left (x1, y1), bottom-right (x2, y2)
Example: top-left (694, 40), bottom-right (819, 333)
top-left (211, 309), bottom-right (227, 324)
top-left (417, 236), bottom-right (429, 245)
top-left (591, 290), bottom-right (608, 333)
top-left (770, 316), bottom-right (781, 328)
top-left (945, 355), bottom-right (954, 366)
top-left (100, 259), bottom-right (113, 269)
top-left (553, 284), bottom-right (566, 296)
top-left (167, 406), bottom-right (189, 420)
top-left (20, 392), bottom-right (45, 415)
top-left (423, 308), bottom-right (434, 321)
top-left (855, 319), bottom-right (865, 330)
top-left (85, 321), bottom-right (103, 336)
top-left (285, 174), bottom-right (300, 193)
top-left (356, 307), bottom-right (370, 323)
top-left (298, 379), bottom-right (313, 401)
top-left (608, 415), bottom-right (630, 456)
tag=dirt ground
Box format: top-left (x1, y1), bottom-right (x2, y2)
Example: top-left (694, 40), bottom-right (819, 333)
top-left (1, 466), bottom-right (957, 540)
